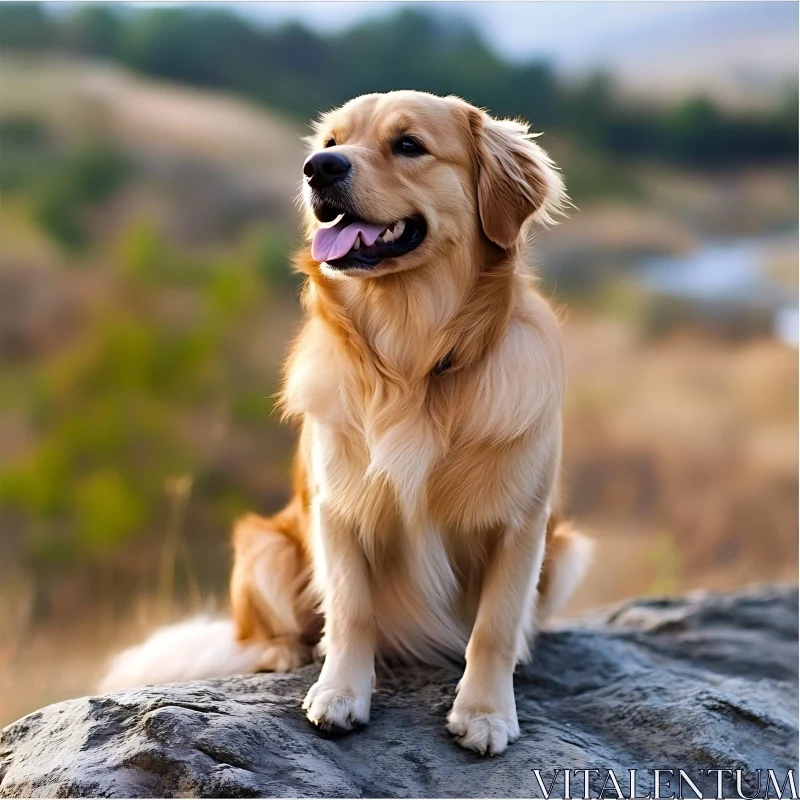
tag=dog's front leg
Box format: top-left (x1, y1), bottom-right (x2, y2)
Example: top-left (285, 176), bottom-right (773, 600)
top-left (448, 504), bottom-right (549, 755)
top-left (303, 500), bottom-right (375, 732)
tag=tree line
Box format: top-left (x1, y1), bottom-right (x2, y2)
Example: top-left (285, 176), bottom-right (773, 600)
top-left (1, 2), bottom-right (796, 168)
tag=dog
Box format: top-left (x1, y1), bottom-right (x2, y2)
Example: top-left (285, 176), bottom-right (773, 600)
top-left (100, 90), bottom-right (594, 756)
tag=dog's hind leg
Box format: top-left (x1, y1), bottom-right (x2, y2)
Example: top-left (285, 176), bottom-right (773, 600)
top-left (230, 503), bottom-right (321, 672)
top-left (534, 514), bottom-right (594, 625)
top-left (99, 500), bottom-right (319, 693)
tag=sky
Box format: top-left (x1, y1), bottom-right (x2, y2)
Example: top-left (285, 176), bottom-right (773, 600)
top-left (213, 1), bottom-right (797, 71)
top-left (235, 1), bottom-right (693, 64)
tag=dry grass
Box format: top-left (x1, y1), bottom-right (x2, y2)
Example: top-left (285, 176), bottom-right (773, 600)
top-left (561, 315), bottom-right (798, 613)
top-left (0, 57), bottom-right (307, 201)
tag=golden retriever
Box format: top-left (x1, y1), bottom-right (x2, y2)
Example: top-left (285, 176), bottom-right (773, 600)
top-left (101, 91), bottom-right (593, 756)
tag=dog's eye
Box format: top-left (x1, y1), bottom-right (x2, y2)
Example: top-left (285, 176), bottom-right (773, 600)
top-left (393, 136), bottom-right (427, 157)
top-left (323, 138), bottom-right (336, 148)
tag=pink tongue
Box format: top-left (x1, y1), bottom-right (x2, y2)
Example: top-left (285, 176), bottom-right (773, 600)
top-left (312, 220), bottom-right (385, 263)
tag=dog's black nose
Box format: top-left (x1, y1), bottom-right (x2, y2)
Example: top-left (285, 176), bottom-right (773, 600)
top-left (303, 151), bottom-right (351, 189)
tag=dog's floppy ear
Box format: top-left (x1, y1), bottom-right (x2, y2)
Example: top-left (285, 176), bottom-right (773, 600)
top-left (470, 111), bottom-right (567, 249)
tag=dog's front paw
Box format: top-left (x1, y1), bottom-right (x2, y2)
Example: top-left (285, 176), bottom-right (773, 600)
top-left (447, 705), bottom-right (520, 756)
top-left (302, 680), bottom-right (371, 732)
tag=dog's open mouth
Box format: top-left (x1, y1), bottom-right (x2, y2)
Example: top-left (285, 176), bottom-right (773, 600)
top-left (311, 206), bottom-right (426, 270)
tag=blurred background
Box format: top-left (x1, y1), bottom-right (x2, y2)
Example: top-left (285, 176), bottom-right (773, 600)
top-left (0, 1), bottom-right (797, 726)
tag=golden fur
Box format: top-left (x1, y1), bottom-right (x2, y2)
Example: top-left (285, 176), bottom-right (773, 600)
top-left (100, 91), bottom-right (593, 756)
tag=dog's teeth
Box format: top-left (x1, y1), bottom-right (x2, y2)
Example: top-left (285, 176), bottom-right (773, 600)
top-left (353, 235), bottom-right (361, 250)
top-left (382, 229), bottom-right (394, 244)
top-left (318, 213), bottom-right (345, 229)
top-left (394, 220), bottom-right (405, 238)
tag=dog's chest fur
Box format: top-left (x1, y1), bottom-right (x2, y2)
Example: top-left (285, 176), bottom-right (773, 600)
top-left (287, 291), bottom-right (562, 526)
top-left (283, 286), bottom-right (563, 659)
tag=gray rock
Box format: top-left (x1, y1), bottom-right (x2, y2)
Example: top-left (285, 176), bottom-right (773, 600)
top-left (1, 586), bottom-right (797, 798)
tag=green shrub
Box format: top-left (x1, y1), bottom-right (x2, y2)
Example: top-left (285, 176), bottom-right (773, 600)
top-left (244, 225), bottom-right (298, 290)
top-left (32, 143), bottom-right (130, 251)
top-left (73, 469), bottom-right (146, 554)
top-left (0, 215), bottom-right (276, 567)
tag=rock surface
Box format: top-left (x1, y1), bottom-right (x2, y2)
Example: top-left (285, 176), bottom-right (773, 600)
top-left (1, 586), bottom-right (797, 798)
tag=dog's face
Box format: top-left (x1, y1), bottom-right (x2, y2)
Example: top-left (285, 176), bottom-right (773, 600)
top-left (303, 91), bottom-right (566, 277)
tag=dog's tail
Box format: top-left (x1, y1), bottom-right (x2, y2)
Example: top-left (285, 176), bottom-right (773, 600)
top-left (537, 516), bottom-right (595, 621)
top-left (98, 511), bottom-right (317, 694)
top-left (98, 616), bottom-right (304, 694)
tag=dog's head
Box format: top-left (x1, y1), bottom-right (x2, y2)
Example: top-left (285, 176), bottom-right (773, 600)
top-left (302, 91), bottom-right (566, 277)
